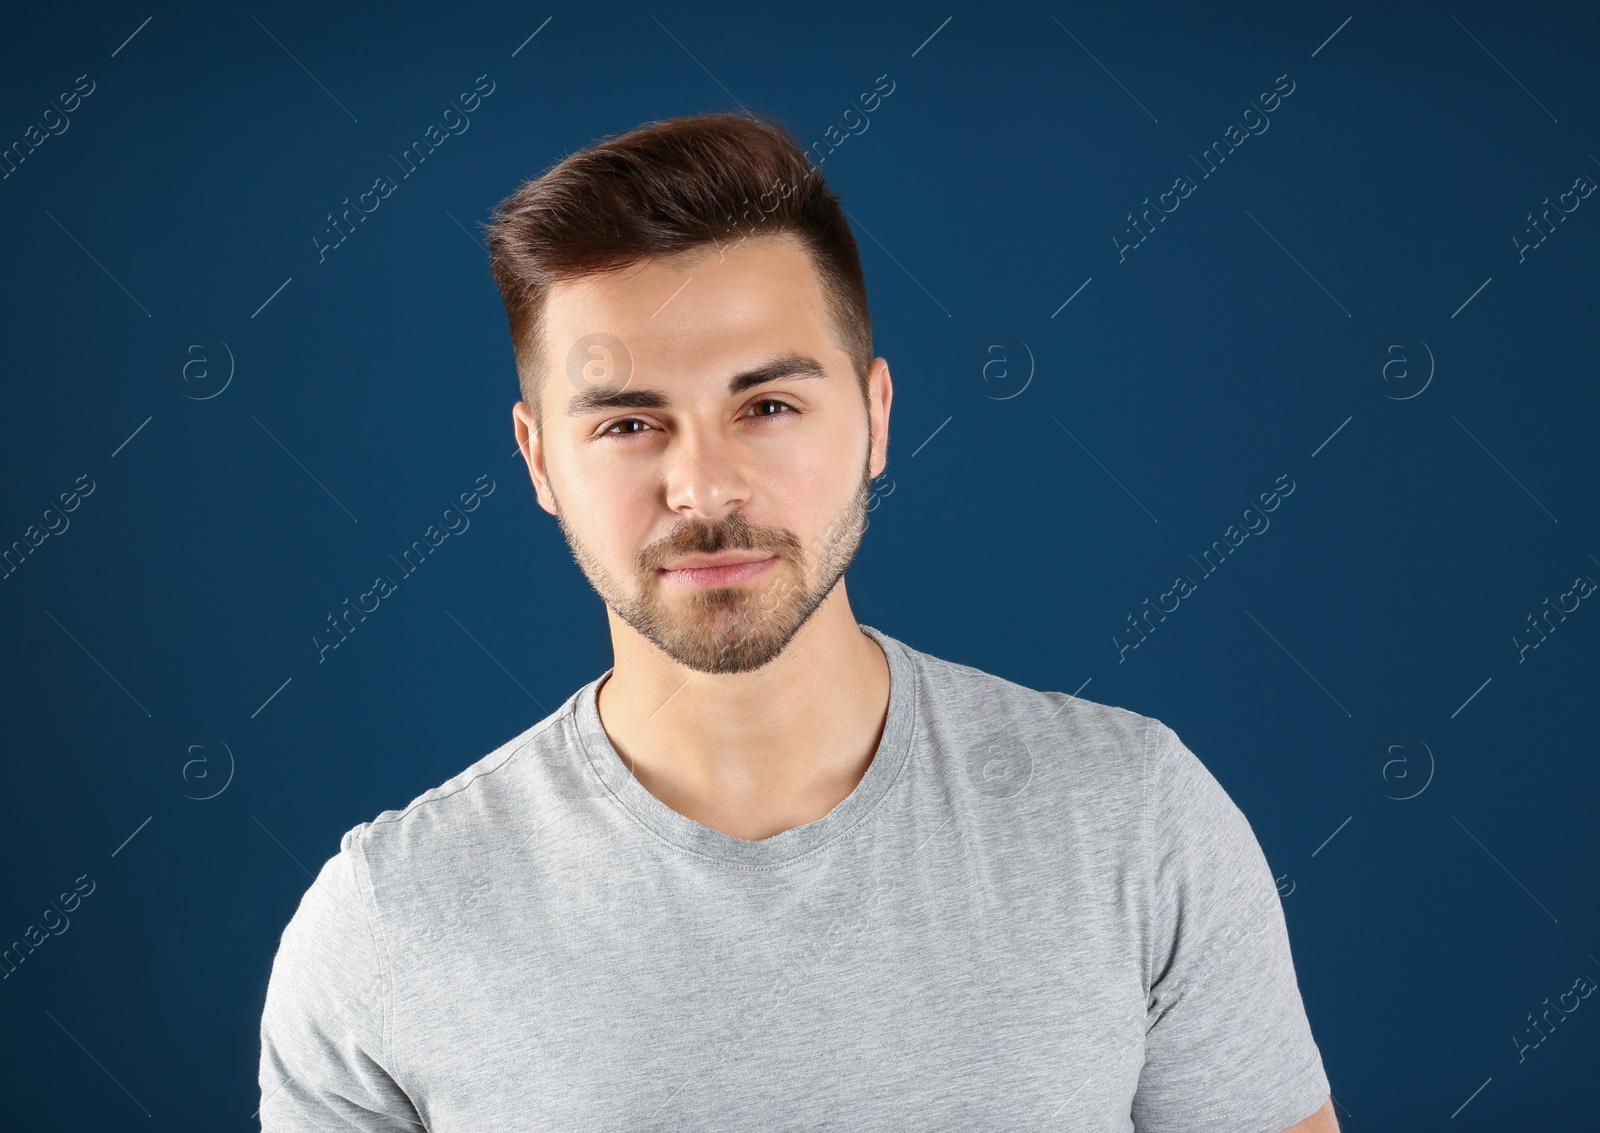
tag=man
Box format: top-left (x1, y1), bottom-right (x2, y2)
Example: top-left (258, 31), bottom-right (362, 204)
top-left (259, 112), bottom-right (1338, 1131)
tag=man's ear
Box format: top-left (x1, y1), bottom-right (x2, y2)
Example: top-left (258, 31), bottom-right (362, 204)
top-left (512, 401), bottom-right (558, 517)
top-left (866, 357), bottom-right (892, 481)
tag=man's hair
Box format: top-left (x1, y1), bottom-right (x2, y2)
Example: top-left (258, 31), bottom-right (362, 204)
top-left (484, 112), bottom-right (873, 429)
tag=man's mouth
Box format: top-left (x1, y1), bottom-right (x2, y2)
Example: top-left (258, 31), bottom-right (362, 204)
top-left (658, 555), bottom-right (778, 588)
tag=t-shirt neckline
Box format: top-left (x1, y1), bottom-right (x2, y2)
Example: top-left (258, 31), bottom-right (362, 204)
top-left (569, 624), bottom-right (917, 868)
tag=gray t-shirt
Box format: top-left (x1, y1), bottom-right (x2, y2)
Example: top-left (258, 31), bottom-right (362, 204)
top-left (259, 624), bottom-right (1330, 1131)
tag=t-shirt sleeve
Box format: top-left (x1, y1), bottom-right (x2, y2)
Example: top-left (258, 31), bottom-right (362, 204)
top-left (258, 825), bottom-right (424, 1131)
top-left (1130, 722), bottom-right (1331, 1132)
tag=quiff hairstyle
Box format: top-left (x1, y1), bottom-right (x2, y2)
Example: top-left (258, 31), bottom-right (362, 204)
top-left (484, 112), bottom-right (873, 430)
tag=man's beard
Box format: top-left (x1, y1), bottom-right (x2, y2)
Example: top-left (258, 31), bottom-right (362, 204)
top-left (554, 452), bottom-right (873, 675)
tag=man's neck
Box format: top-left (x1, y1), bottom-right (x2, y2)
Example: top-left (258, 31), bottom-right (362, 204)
top-left (593, 592), bottom-right (891, 841)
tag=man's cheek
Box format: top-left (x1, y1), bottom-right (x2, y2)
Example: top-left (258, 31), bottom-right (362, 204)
top-left (756, 571), bottom-right (798, 613)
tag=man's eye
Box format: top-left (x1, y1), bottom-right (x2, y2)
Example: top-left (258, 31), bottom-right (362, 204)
top-left (747, 398), bottom-right (798, 419)
top-left (602, 418), bottom-right (653, 438)
top-left (599, 400), bottom-right (797, 440)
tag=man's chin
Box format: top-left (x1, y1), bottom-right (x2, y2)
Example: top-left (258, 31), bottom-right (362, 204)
top-left (643, 602), bottom-right (803, 675)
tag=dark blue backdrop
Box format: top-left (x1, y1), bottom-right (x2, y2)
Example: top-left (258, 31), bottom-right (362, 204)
top-left (2, 0), bottom-right (1596, 1127)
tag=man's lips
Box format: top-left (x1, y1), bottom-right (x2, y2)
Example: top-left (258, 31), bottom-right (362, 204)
top-left (658, 555), bottom-right (778, 588)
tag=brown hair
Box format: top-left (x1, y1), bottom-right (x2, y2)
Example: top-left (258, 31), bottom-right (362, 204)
top-left (483, 112), bottom-right (873, 428)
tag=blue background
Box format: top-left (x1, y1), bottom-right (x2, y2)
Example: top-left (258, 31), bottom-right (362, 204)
top-left (1, 0), bottom-right (1596, 1127)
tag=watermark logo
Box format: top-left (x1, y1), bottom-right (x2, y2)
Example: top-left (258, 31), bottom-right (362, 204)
top-left (866, 471), bottom-right (895, 520)
top-left (565, 331), bottom-right (633, 392)
top-left (805, 73), bottom-right (895, 171)
top-left (1, 73), bottom-right (95, 182)
top-left (965, 732), bottom-right (1035, 799)
top-left (1512, 170), bottom-right (1595, 263)
top-left (1, 473), bottom-right (96, 584)
top-left (1114, 73), bottom-right (1294, 263)
top-left (181, 740), bottom-right (236, 801)
top-left (1380, 739), bottom-right (1435, 801)
top-left (1, 874), bottom-right (95, 983)
top-left (1513, 572), bottom-right (1595, 664)
top-left (312, 74), bottom-right (495, 263)
top-left (180, 341), bottom-right (235, 400)
top-left (313, 473), bottom-right (496, 663)
top-left (1512, 968), bottom-right (1596, 1063)
top-left (1380, 341), bottom-right (1434, 400)
top-left (975, 340), bottom-right (1034, 401)
top-left (1114, 473), bottom-right (1295, 663)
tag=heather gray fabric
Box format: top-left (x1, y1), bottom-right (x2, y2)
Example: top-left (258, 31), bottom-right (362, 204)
top-left (259, 624), bottom-right (1330, 1131)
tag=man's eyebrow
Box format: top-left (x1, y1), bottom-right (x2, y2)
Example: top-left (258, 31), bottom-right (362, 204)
top-left (563, 352), bottom-right (828, 418)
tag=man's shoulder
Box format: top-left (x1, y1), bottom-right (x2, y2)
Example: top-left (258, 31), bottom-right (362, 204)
top-left (337, 688), bottom-right (587, 872)
top-left (900, 636), bottom-right (1166, 765)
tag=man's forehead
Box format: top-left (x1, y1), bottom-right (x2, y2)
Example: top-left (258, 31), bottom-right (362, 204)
top-left (541, 233), bottom-right (828, 362)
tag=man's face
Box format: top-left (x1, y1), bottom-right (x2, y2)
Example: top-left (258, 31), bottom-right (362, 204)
top-left (514, 233), bottom-right (891, 675)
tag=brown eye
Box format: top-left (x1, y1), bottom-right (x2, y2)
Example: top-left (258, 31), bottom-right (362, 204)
top-left (601, 418), bottom-right (655, 438)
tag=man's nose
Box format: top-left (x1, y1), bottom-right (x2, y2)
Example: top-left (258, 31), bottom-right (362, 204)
top-left (660, 424), bottom-right (753, 521)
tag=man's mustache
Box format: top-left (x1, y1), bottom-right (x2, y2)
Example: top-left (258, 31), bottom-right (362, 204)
top-left (642, 516), bottom-right (800, 572)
